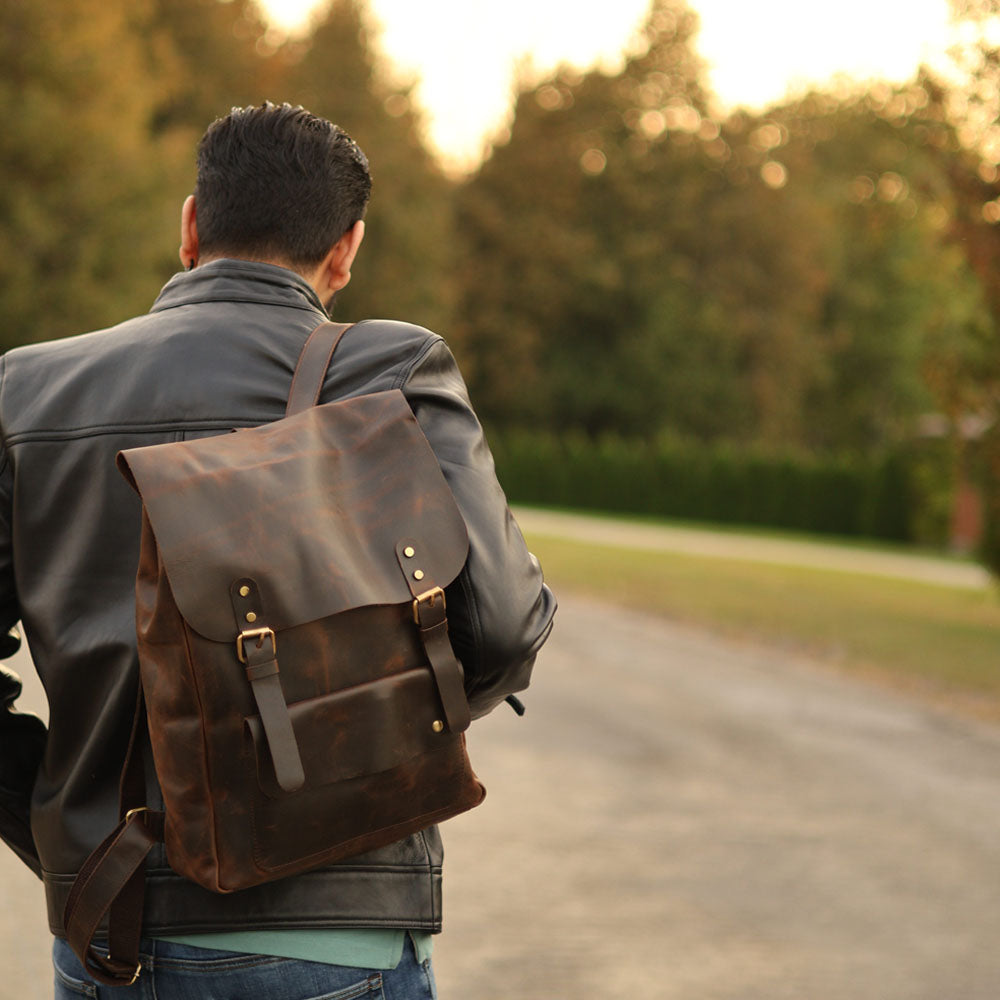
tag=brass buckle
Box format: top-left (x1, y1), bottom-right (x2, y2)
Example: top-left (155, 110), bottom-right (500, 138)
top-left (236, 627), bottom-right (276, 664)
top-left (412, 586), bottom-right (445, 625)
top-left (124, 807), bottom-right (148, 824)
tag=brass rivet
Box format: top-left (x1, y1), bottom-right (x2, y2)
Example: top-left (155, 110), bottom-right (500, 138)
top-left (403, 546), bottom-right (415, 558)
top-left (239, 585), bottom-right (251, 598)
top-left (413, 569), bottom-right (425, 581)
top-left (432, 720), bottom-right (444, 733)
top-left (245, 611), bottom-right (257, 623)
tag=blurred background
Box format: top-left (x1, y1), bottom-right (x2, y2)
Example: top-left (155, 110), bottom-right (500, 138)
top-left (6, 0), bottom-right (1000, 566)
top-left (4, 0), bottom-right (1000, 996)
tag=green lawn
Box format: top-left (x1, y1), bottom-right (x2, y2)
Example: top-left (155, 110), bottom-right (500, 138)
top-left (525, 532), bottom-right (1000, 720)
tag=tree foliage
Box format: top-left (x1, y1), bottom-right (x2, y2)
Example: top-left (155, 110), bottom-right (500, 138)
top-left (455, 1), bottom-right (989, 456)
top-left (0, 0), bottom-right (456, 351)
top-left (0, 0), bottom-right (183, 345)
top-left (278, 0), bottom-right (457, 332)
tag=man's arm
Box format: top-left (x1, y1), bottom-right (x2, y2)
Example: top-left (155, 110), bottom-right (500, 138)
top-left (0, 424), bottom-right (46, 877)
top-left (401, 337), bottom-right (556, 719)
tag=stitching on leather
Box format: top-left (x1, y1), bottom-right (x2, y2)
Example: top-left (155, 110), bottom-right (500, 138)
top-left (250, 745), bottom-right (464, 876)
top-left (418, 829), bottom-right (437, 930)
top-left (178, 619), bottom-right (222, 888)
top-left (391, 335), bottom-right (443, 391)
top-left (3, 418), bottom-right (267, 446)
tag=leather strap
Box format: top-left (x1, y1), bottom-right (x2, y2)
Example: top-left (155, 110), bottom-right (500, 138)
top-left (238, 320), bottom-right (349, 786)
top-left (395, 539), bottom-right (471, 734)
top-left (230, 579), bottom-right (305, 793)
top-left (243, 645), bottom-right (305, 792)
top-left (286, 321), bottom-right (352, 417)
top-left (64, 688), bottom-right (165, 987)
top-left (64, 317), bottom-right (354, 984)
top-left (64, 809), bottom-right (163, 985)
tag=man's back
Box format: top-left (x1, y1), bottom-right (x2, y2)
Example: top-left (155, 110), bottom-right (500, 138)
top-left (0, 102), bottom-right (554, 997)
top-left (0, 259), bottom-right (554, 939)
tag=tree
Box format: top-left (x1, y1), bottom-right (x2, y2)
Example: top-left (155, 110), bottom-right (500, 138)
top-left (456, 0), bottom-right (834, 442)
top-left (278, 0), bottom-right (457, 334)
top-left (144, 0), bottom-right (275, 138)
top-left (911, 3), bottom-right (1000, 569)
top-left (456, 0), bottom-right (993, 465)
top-left (0, 0), bottom-right (460, 353)
top-left (756, 87), bottom-right (993, 453)
top-left (0, 0), bottom-right (184, 348)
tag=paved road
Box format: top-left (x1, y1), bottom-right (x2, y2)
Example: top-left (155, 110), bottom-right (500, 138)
top-left (4, 595), bottom-right (1000, 998)
top-left (513, 506), bottom-right (992, 589)
top-left (434, 595), bottom-right (1000, 999)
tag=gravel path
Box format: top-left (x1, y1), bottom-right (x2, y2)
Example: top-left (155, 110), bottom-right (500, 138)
top-left (3, 592), bottom-right (1000, 998)
top-left (433, 594), bottom-right (1000, 999)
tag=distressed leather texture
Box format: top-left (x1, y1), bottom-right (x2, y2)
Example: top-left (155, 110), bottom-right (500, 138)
top-left (119, 369), bottom-right (484, 892)
top-left (119, 392), bottom-right (469, 642)
top-left (0, 259), bottom-right (556, 937)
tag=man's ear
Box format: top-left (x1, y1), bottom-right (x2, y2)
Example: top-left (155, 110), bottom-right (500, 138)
top-left (179, 195), bottom-right (199, 270)
top-left (316, 220), bottom-right (365, 296)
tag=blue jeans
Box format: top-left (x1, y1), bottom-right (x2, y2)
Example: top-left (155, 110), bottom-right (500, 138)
top-left (52, 935), bottom-right (438, 999)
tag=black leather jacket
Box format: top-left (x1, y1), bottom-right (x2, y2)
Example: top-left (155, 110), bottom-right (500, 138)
top-left (0, 259), bottom-right (555, 936)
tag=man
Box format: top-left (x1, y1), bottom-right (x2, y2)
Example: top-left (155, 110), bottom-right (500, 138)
top-left (0, 103), bottom-right (555, 997)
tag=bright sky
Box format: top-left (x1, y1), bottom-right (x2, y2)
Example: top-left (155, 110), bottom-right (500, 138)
top-left (261, 0), bottom-right (956, 170)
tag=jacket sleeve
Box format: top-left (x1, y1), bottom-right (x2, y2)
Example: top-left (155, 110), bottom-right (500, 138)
top-left (401, 337), bottom-right (556, 719)
top-left (0, 429), bottom-right (45, 878)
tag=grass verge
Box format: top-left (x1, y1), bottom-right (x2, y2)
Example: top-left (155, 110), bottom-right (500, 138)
top-left (525, 532), bottom-right (1000, 721)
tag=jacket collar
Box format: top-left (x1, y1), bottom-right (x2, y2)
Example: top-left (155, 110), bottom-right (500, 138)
top-left (150, 259), bottom-right (329, 317)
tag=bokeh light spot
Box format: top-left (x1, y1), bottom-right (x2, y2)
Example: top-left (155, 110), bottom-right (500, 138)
top-left (750, 123), bottom-right (784, 151)
top-left (699, 119), bottom-right (721, 141)
top-left (639, 110), bottom-right (666, 139)
top-left (580, 148), bottom-right (608, 175)
top-left (849, 175), bottom-right (876, 203)
top-left (981, 200), bottom-right (1000, 223)
top-left (877, 172), bottom-right (907, 202)
top-left (535, 85), bottom-right (563, 111)
top-left (760, 161), bottom-right (788, 188)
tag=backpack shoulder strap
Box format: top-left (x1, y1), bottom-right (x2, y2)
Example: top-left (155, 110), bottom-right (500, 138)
top-left (286, 322), bottom-right (353, 417)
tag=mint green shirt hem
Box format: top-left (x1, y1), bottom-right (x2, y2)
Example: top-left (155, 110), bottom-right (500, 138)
top-left (155, 929), bottom-right (433, 970)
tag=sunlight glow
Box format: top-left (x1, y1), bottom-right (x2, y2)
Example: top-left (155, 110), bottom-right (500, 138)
top-left (259, 0), bottom-right (956, 170)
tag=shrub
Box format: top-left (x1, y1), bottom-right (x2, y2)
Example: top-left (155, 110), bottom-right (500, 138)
top-left (488, 429), bottom-right (949, 545)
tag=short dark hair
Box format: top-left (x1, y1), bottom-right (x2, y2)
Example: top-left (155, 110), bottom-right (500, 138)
top-left (194, 103), bottom-right (372, 268)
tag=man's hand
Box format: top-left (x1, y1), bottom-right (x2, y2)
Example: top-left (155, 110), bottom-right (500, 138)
top-left (0, 626), bottom-right (20, 659)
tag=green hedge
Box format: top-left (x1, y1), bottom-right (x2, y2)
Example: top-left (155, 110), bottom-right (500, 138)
top-left (488, 430), bottom-right (952, 546)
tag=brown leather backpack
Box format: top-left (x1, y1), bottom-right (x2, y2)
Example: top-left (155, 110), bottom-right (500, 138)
top-left (64, 321), bottom-right (485, 986)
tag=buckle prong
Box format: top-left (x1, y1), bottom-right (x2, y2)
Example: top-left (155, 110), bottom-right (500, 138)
top-left (236, 627), bottom-right (276, 663)
top-left (412, 586), bottom-right (445, 625)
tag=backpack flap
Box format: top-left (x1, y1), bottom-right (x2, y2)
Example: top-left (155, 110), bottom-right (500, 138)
top-left (118, 389), bottom-right (469, 641)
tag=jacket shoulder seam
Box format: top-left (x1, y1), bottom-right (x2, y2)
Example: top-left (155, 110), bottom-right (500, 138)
top-left (391, 334), bottom-right (445, 391)
top-left (3, 417), bottom-right (266, 447)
